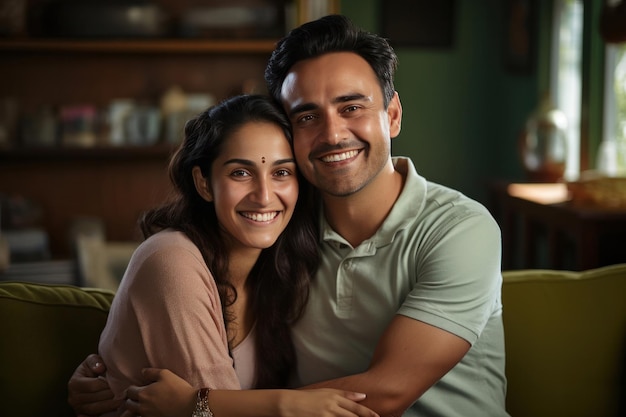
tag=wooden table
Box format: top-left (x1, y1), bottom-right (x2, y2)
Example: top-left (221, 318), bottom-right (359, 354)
top-left (489, 182), bottom-right (626, 271)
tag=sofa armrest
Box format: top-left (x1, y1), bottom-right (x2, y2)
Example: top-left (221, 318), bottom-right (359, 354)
top-left (502, 263), bottom-right (626, 417)
top-left (0, 281), bottom-right (114, 417)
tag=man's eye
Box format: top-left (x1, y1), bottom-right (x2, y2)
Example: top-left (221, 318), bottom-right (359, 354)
top-left (297, 114), bottom-right (315, 123)
top-left (344, 105), bottom-right (359, 113)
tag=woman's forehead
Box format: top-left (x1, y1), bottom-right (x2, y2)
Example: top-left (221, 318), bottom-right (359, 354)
top-left (219, 121), bottom-right (293, 160)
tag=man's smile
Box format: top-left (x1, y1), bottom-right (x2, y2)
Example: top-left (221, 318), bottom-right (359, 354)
top-left (319, 149), bottom-right (360, 163)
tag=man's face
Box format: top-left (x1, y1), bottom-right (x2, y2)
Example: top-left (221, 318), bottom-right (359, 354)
top-left (279, 52), bottom-right (401, 197)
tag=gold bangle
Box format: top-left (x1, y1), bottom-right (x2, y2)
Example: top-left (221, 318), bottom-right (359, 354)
top-left (191, 388), bottom-right (214, 417)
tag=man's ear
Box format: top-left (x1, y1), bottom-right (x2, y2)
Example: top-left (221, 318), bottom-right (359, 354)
top-left (388, 91), bottom-right (402, 138)
top-left (192, 166), bottom-right (213, 202)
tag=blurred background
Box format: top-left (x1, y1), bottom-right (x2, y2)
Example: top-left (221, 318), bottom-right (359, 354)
top-left (0, 0), bottom-right (625, 285)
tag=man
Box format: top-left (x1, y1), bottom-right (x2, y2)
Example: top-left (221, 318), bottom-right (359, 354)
top-left (69, 15), bottom-right (508, 416)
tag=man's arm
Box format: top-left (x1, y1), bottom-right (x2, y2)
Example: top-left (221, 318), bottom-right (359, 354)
top-left (67, 353), bottom-right (122, 416)
top-left (303, 314), bottom-right (470, 417)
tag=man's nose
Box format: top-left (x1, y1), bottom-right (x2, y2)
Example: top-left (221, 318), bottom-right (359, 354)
top-left (321, 114), bottom-right (346, 145)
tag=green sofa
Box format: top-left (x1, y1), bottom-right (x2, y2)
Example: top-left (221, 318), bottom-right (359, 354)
top-left (0, 282), bottom-right (115, 417)
top-left (502, 263), bottom-right (626, 417)
top-left (1, 263), bottom-right (625, 417)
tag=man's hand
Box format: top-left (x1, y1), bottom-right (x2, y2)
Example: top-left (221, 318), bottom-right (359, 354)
top-left (67, 353), bottom-right (122, 417)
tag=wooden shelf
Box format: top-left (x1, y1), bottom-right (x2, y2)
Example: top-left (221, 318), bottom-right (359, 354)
top-left (0, 38), bottom-right (279, 54)
top-left (0, 144), bottom-right (177, 162)
top-left (0, 24), bottom-right (277, 257)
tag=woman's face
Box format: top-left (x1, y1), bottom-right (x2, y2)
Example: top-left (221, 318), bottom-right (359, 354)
top-left (209, 121), bottom-right (299, 253)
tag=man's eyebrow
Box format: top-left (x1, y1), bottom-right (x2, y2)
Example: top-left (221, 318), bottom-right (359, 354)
top-left (334, 93), bottom-right (370, 103)
top-left (288, 93), bottom-right (371, 118)
top-left (288, 103), bottom-right (318, 118)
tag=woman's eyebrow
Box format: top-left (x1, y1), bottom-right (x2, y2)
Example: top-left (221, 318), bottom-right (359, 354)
top-left (273, 158), bottom-right (296, 166)
top-left (223, 158), bottom-right (295, 166)
top-left (223, 158), bottom-right (254, 166)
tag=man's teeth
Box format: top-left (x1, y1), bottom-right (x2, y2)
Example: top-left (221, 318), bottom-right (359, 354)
top-left (321, 150), bottom-right (359, 163)
top-left (241, 212), bottom-right (278, 222)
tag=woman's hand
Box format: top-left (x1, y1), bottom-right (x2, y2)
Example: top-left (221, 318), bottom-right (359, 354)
top-left (121, 368), bottom-right (379, 417)
top-left (277, 388), bottom-right (379, 417)
top-left (122, 368), bottom-right (196, 417)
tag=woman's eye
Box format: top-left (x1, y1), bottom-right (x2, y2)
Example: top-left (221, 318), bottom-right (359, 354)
top-left (231, 169), bottom-right (250, 177)
top-left (275, 169), bottom-right (292, 177)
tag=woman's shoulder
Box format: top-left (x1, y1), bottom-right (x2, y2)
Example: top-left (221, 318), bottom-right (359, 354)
top-left (120, 229), bottom-right (217, 295)
top-left (127, 229), bottom-right (208, 279)
top-left (137, 229), bottom-right (201, 259)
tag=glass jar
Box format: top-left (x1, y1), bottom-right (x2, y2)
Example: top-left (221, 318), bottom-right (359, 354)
top-left (519, 95), bottom-right (568, 182)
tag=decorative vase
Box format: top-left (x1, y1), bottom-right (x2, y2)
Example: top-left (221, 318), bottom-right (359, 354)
top-left (519, 94), bottom-right (568, 182)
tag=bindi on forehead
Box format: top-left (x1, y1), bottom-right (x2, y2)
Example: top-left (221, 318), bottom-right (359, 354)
top-left (261, 157), bottom-right (265, 164)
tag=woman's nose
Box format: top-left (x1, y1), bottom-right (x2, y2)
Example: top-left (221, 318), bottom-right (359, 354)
top-left (250, 178), bottom-right (271, 205)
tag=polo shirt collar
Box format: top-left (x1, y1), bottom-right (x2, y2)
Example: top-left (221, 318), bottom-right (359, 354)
top-left (319, 157), bottom-right (427, 250)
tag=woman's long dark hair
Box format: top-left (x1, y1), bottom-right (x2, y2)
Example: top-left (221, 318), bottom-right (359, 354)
top-left (140, 94), bottom-right (319, 388)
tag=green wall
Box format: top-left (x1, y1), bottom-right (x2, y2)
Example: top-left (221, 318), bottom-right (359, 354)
top-left (340, 0), bottom-right (542, 203)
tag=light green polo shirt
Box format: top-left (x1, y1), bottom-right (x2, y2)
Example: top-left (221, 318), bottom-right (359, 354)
top-left (291, 157), bottom-right (508, 416)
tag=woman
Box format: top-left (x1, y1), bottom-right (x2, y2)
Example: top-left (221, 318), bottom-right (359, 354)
top-left (96, 95), bottom-right (376, 417)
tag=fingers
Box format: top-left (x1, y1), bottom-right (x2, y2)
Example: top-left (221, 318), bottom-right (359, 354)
top-left (347, 403), bottom-right (379, 417)
top-left (125, 397), bottom-right (140, 414)
top-left (67, 376), bottom-right (116, 413)
top-left (85, 353), bottom-right (106, 374)
top-left (140, 367), bottom-right (162, 382)
top-left (342, 391), bottom-right (367, 401)
top-left (125, 385), bottom-right (141, 401)
top-left (68, 375), bottom-right (109, 394)
top-left (73, 398), bottom-right (123, 417)
top-left (333, 395), bottom-right (378, 417)
top-left (325, 390), bottom-right (379, 417)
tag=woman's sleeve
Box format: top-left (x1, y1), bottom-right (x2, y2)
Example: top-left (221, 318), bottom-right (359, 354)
top-left (100, 239), bottom-right (240, 398)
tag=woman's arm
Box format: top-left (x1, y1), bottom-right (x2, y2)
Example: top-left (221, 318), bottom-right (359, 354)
top-left (122, 368), bottom-right (378, 417)
top-left (101, 239), bottom-right (240, 395)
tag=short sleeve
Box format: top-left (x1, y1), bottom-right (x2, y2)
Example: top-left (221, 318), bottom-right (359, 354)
top-left (398, 209), bottom-right (503, 345)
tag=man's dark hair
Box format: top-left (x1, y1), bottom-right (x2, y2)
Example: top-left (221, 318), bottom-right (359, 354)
top-left (265, 14), bottom-right (398, 108)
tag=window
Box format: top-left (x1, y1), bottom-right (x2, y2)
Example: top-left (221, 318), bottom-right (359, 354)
top-left (551, 0), bottom-right (583, 180)
top-left (601, 43), bottom-right (626, 175)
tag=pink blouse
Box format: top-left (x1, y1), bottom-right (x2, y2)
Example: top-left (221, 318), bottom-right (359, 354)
top-left (99, 230), bottom-right (256, 403)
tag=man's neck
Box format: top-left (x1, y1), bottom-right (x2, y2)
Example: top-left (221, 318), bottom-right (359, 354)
top-left (322, 162), bottom-right (405, 247)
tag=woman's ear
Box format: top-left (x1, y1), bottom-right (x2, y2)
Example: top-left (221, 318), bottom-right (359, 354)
top-left (192, 166), bottom-right (213, 202)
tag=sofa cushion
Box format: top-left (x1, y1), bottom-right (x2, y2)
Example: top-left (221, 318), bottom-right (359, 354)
top-left (502, 263), bottom-right (626, 417)
top-left (0, 281), bottom-right (114, 417)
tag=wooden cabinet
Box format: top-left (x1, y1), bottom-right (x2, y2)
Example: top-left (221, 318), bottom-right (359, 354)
top-left (0, 36), bottom-right (277, 258)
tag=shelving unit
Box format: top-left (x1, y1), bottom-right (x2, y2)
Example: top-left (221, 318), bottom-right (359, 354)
top-left (0, 38), bottom-right (278, 54)
top-left (0, 34), bottom-right (278, 258)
